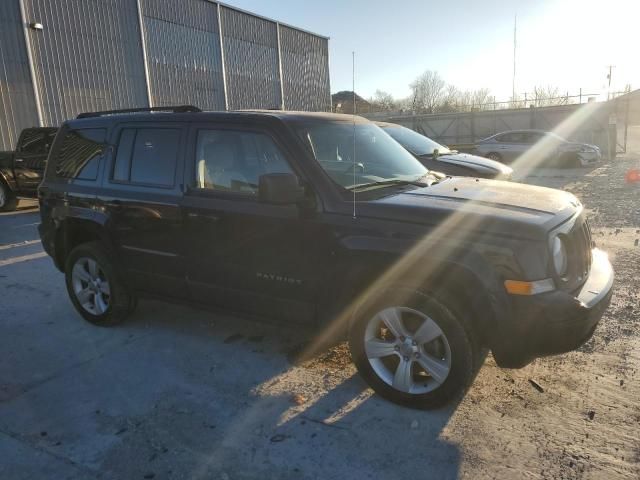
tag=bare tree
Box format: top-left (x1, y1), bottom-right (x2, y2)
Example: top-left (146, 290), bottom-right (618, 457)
top-left (439, 85), bottom-right (461, 112)
top-left (410, 70), bottom-right (445, 113)
top-left (471, 88), bottom-right (491, 109)
top-left (370, 89), bottom-right (396, 111)
top-left (532, 85), bottom-right (562, 107)
top-left (508, 93), bottom-right (523, 109)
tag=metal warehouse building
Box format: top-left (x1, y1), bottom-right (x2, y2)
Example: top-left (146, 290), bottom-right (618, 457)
top-left (0, 0), bottom-right (331, 151)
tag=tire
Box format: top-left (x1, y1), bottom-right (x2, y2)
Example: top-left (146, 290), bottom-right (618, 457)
top-left (65, 241), bottom-right (133, 326)
top-left (486, 152), bottom-right (502, 162)
top-left (349, 288), bottom-right (478, 409)
top-left (0, 181), bottom-right (18, 212)
top-left (560, 152), bottom-right (582, 168)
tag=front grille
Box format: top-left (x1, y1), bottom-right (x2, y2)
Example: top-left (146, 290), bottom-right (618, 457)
top-left (564, 216), bottom-right (593, 290)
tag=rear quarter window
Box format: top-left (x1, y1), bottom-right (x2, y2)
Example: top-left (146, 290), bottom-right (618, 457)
top-left (54, 128), bottom-right (106, 180)
top-left (19, 129), bottom-right (57, 155)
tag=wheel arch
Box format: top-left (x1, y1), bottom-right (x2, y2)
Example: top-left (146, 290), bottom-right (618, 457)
top-left (325, 247), bottom-right (509, 347)
top-left (54, 218), bottom-right (117, 272)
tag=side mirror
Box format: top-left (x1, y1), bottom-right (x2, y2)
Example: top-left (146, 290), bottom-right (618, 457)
top-left (258, 173), bottom-right (304, 205)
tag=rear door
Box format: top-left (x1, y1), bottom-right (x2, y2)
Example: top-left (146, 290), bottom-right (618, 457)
top-left (99, 123), bottom-right (188, 299)
top-left (14, 128), bottom-right (57, 193)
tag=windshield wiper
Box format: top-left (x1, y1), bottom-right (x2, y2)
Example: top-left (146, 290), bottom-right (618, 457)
top-left (347, 178), bottom-right (430, 191)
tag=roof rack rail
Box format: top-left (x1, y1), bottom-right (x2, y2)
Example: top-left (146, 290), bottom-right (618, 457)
top-left (76, 105), bottom-right (201, 119)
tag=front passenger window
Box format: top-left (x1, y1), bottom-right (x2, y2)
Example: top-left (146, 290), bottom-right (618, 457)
top-left (195, 130), bottom-right (293, 195)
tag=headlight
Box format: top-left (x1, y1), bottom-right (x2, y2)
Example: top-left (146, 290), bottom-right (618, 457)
top-left (552, 236), bottom-right (568, 276)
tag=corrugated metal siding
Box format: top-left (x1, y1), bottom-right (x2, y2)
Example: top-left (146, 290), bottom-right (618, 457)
top-left (0, 1), bottom-right (40, 151)
top-left (140, 0), bottom-right (225, 110)
top-left (280, 26), bottom-right (331, 112)
top-left (22, 0), bottom-right (149, 127)
top-left (220, 6), bottom-right (281, 110)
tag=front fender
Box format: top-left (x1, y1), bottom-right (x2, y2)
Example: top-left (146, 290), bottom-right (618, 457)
top-left (320, 229), bottom-right (511, 342)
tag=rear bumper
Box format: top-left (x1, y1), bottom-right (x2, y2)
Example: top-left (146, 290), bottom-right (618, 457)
top-left (492, 249), bottom-right (614, 368)
top-left (38, 221), bottom-right (63, 271)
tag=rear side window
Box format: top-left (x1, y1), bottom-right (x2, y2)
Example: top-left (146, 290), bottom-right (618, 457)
top-left (19, 129), bottom-right (57, 155)
top-left (112, 128), bottom-right (180, 187)
top-left (54, 128), bottom-right (106, 180)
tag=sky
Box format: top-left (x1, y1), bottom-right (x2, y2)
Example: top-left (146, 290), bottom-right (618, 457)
top-left (223, 0), bottom-right (640, 102)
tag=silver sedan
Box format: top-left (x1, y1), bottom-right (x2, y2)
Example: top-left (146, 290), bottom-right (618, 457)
top-left (475, 129), bottom-right (602, 167)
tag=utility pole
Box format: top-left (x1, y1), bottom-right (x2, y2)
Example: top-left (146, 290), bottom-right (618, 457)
top-left (606, 65), bottom-right (615, 99)
top-left (512, 14), bottom-right (517, 103)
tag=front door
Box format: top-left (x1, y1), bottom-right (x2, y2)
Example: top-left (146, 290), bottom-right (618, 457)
top-left (182, 124), bottom-right (330, 324)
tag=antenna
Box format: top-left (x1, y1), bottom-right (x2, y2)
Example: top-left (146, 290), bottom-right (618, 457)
top-left (352, 51), bottom-right (357, 219)
top-left (512, 13), bottom-right (517, 103)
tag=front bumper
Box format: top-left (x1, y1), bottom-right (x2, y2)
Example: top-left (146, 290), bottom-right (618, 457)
top-left (577, 149), bottom-right (602, 165)
top-left (492, 249), bottom-right (614, 368)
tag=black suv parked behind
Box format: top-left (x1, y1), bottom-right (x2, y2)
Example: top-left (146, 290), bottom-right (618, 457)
top-left (38, 107), bottom-right (614, 408)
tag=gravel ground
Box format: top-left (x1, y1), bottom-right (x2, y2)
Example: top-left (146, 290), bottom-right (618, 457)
top-left (0, 129), bottom-right (638, 480)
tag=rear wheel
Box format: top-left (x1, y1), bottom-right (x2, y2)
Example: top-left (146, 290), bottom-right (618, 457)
top-left (0, 181), bottom-right (18, 212)
top-left (65, 242), bottom-right (133, 326)
top-left (349, 289), bottom-right (477, 409)
top-left (560, 152), bottom-right (582, 168)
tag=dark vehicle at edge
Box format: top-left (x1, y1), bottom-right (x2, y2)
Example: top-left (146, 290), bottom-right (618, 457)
top-left (0, 127), bottom-right (57, 211)
top-left (376, 121), bottom-right (513, 180)
top-left (37, 107), bottom-right (613, 409)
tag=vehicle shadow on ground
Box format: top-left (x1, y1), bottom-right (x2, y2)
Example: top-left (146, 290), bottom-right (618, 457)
top-left (92, 299), bottom-right (469, 479)
top-left (514, 163), bottom-right (603, 190)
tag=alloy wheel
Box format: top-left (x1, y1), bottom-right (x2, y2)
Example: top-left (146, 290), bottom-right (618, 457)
top-left (71, 257), bottom-right (111, 315)
top-left (364, 306), bottom-right (452, 394)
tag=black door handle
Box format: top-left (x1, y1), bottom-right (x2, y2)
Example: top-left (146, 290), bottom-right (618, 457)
top-left (106, 200), bottom-right (123, 208)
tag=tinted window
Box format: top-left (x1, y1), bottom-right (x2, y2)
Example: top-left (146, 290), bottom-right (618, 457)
top-left (195, 130), bottom-right (293, 195)
top-left (498, 132), bottom-right (527, 143)
top-left (526, 132), bottom-right (544, 144)
top-left (19, 129), bottom-right (57, 155)
top-left (113, 128), bottom-right (180, 187)
top-left (54, 128), bottom-right (106, 180)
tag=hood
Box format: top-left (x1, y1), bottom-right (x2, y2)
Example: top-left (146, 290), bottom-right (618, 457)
top-left (435, 152), bottom-right (512, 174)
top-left (363, 177), bottom-right (580, 238)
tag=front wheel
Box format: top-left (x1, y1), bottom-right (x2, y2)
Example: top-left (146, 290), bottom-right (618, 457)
top-left (0, 181), bottom-right (18, 212)
top-left (65, 242), bottom-right (133, 326)
top-left (349, 289), bottom-right (477, 409)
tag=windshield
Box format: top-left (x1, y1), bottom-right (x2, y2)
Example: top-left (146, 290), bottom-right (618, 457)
top-left (297, 122), bottom-right (429, 189)
top-left (382, 125), bottom-right (452, 156)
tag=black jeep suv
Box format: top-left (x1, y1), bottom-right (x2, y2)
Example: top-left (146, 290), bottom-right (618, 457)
top-left (38, 106), bottom-right (614, 409)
